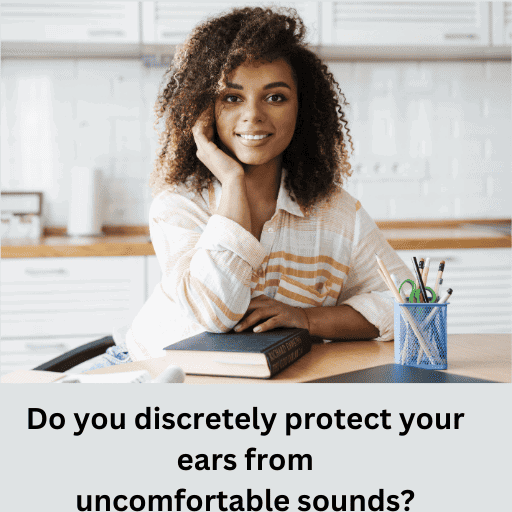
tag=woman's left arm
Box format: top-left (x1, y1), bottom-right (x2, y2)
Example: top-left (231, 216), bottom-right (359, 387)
top-left (233, 296), bottom-right (378, 340)
top-left (234, 204), bottom-right (413, 340)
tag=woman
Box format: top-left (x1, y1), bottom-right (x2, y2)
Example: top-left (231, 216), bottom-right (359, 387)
top-left (92, 6), bottom-right (411, 368)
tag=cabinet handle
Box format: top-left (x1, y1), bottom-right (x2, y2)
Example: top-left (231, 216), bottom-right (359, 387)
top-left (25, 343), bottom-right (67, 352)
top-left (25, 268), bottom-right (68, 276)
top-left (88, 30), bottom-right (126, 37)
top-left (444, 33), bottom-right (479, 40)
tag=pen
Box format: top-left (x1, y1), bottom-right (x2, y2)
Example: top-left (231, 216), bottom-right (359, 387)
top-left (433, 260), bottom-right (445, 296)
top-left (416, 258), bottom-right (425, 288)
top-left (422, 257), bottom-right (431, 287)
top-left (411, 257), bottom-right (429, 303)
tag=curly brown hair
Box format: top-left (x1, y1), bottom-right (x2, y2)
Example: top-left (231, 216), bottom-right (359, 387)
top-left (149, 6), bottom-right (353, 212)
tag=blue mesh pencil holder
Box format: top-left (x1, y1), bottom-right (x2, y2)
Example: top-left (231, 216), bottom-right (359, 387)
top-left (394, 301), bottom-right (448, 370)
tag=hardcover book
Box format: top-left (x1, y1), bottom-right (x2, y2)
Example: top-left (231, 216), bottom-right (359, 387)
top-left (164, 328), bottom-right (312, 379)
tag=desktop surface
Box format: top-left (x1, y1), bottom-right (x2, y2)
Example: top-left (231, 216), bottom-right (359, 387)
top-left (2, 333), bottom-right (510, 384)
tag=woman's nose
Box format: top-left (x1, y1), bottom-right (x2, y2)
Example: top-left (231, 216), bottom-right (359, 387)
top-left (241, 99), bottom-right (265, 123)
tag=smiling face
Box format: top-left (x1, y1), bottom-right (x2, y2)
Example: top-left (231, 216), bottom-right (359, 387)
top-left (214, 58), bottom-right (299, 170)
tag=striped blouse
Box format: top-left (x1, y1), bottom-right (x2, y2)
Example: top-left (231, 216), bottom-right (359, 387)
top-left (125, 170), bottom-right (412, 361)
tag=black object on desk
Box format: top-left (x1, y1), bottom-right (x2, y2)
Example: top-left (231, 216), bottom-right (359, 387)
top-left (306, 364), bottom-right (498, 383)
top-left (164, 328), bottom-right (311, 378)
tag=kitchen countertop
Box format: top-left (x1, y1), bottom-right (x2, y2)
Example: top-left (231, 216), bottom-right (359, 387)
top-left (1, 220), bottom-right (510, 258)
top-left (380, 225), bottom-right (511, 250)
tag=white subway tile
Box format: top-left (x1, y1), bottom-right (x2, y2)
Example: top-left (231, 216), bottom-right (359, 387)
top-left (361, 198), bottom-right (389, 220)
top-left (2, 57), bottom-right (510, 224)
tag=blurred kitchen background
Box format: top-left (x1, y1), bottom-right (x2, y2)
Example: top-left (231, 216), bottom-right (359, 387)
top-left (2, 1), bottom-right (511, 224)
top-left (1, 1), bottom-right (511, 376)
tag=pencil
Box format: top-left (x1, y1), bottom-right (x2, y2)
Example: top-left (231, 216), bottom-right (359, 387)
top-left (423, 288), bottom-right (453, 325)
top-left (391, 273), bottom-right (406, 301)
top-left (433, 260), bottom-right (445, 296)
top-left (375, 255), bottom-right (402, 300)
top-left (422, 258), bottom-right (431, 287)
top-left (377, 268), bottom-right (396, 298)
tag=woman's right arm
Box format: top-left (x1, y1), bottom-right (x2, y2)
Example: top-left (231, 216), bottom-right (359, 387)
top-left (150, 111), bottom-right (263, 333)
top-left (151, 189), bottom-right (265, 334)
top-left (192, 109), bottom-right (251, 234)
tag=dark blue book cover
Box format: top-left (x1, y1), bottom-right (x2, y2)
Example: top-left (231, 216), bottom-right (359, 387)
top-left (164, 328), bottom-right (310, 354)
top-left (164, 328), bottom-right (312, 378)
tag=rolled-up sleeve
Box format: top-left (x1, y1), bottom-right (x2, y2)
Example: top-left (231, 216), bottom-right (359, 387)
top-left (337, 206), bottom-right (414, 341)
top-left (150, 189), bottom-right (266, 333)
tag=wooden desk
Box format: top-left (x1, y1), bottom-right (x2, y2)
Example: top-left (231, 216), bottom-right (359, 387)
top-left (3, 334), bottom-right (510, 383)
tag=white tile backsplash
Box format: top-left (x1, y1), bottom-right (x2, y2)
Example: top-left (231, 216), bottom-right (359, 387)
top-left (1, 58), bottom-right (511, 226)
top-left (331, 60), bottom-right (511, 221)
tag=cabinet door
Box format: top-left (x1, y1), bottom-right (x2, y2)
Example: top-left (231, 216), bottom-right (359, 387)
top-left (146, 255), bottom-right (162, 300)
top-left (1, 256), bottom-right (145, 338)
top-left (0, 1), bottom-right (139, 43)
top-left (142, 1), bottom-right (320, 46)
top-left (321, 1), bottom-right (490, 46)
top-left (395, 248), bottom-right (511, 334)
top-left (492, 2), bottom-right (512, 45)
top-left (0, 336), bottom-right (98, 377)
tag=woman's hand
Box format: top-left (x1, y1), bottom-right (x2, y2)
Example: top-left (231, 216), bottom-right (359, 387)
top-left (192, 108), bottom-right (244, 185)
top-left (234, 295), bottom-right (310, 333)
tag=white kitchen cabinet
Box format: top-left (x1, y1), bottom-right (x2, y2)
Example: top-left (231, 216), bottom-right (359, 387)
top-left (1, 256), bottom-right (145, 338)
top-left (0, 335), bottom-right (100, 377)
top-left (1, 1), bottom-right (140, 43)
top-left (0, 255), bottom-right (146, 375)
top-left (320, 1), bottom-right (491, 47)
top-left (142, 1), bottom-right (320, 47)
top-left (492, 2), bottom-right (512, 45)
top-left (395, 248), bottom-right (511, 334)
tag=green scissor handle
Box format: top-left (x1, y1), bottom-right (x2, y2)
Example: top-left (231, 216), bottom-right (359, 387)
top-left (398, 279), bottom-right (437, 303)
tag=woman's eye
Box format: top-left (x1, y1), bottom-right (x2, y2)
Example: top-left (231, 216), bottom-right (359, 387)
top-left (224, 95), bottom-right (240, 103)
top-left (267, 94), bottom-right (285, 103)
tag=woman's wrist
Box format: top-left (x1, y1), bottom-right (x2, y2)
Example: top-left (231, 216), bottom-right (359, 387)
top-left (221, 173), bottom-right (246, 189)
top-left (302, 305), bottom-right (379, 340)
top-left (300, 308), bottom-right (310, 332)
top-left (217, 174), bottom-right (251, 233)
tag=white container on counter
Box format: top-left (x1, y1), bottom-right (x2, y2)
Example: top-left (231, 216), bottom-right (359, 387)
top-left (67, 167), bottom-right (103, 236)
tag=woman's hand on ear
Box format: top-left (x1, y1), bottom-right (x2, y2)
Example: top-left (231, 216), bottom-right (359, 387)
top-left (233, 295), bottom-right (310, 334)
top-left (192, 109), bottom-right (244, 185)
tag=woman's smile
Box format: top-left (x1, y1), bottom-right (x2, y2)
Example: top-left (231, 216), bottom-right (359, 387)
top-left (236, 133), bottom-right (273, 144)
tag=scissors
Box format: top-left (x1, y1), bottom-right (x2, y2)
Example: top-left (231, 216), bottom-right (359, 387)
top-left (399, 279), bottom-right (437, 303)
